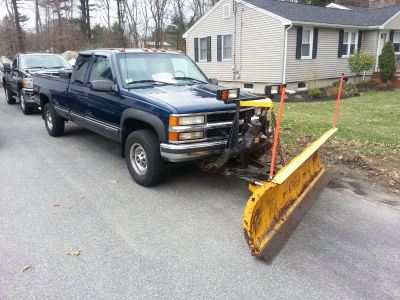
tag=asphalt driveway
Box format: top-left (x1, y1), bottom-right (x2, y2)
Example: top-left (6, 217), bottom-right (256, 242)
top-left (0, 88), bottom-right (399, 299)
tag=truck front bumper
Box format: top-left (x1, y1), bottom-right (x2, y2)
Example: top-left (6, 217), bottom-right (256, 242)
top-left (160, 140), bottom-right (227, 162)
top-left (21, 88), bottom-right (38, 106)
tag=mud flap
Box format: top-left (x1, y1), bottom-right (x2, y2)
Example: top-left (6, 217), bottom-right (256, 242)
top-left (243, 128), bottom-right (337, 262)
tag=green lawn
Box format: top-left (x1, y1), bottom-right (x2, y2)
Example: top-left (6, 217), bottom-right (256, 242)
top-left (276, 90), bottom-right (400, 189)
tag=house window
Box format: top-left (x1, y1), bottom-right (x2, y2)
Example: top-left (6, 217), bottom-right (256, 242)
top-left (342, 31), bottom-right (358, 57)
top-left (244, 83), bottom-right (254, 90)
top-left (297, 82), bottom-right (306, 89)
top-left (199, 37), bottom-right (207, 61)
top-left (301, 28), bottom-right (313, 59)
top-left (223, 34), bottom-right (232, 60)
top-left (223, 3), bottom-right (231, 18)
top-left (393, 32), bottom-right (400, 53)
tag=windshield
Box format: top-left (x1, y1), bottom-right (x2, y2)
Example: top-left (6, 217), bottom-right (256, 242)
top-left (117, 53), bottom-right (208, 87)
top-left (20, 55), bottom-right (70, 70)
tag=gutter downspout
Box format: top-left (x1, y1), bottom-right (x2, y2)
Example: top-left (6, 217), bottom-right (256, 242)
top-left (233, 0), bottom-right (237, 82)
top-left (282, 23), bottom-right (293, 84)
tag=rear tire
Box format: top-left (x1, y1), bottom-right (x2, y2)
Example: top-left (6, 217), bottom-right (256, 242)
top-left (44, 103), bottom-right (65, 137)
top-left (125, 129), bottom-right (165, 186)
top-left (19, 93), bottom-right (35, 115)
top-left (5, 88), bottom-right (16, 104)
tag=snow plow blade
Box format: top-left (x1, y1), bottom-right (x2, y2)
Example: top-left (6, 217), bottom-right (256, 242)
top-left (243, 128), bottom-right (337, 263)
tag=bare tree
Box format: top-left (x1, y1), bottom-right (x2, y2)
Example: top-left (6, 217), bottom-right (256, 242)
top-left (11, 0), bottom-right (24, 52)
top-left (124, 0), bottom-right (141, 47)
top-left (98, 0), bottom-right (111, 45)
top-left (35, 0), bottom-right (42, 50)
top-left (140, 0), bottom-right (151, 46)
top-left (116, 0), bottom-right (126, 46)
top-left (149, 0), bottom-right (169, 48)
top-left (189, 0), bottom-right (215, 21)
top-left (79, 0), bottom-right (91, 41)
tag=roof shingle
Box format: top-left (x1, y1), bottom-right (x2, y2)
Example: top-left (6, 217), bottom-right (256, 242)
top-left (245, 0), bottom-right (400, 27)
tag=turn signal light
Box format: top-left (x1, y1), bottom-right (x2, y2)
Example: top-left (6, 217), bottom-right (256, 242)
top-left (168, 132), bottom-right (179, 141)
top-left (169, 116), bottom-right (179, 126)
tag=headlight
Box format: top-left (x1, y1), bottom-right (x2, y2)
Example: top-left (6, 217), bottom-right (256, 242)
top-left (179, 131), bottom-right (204, 140)
top-left (23, 77), bottom-right (33, 89)
top-left (177, 116), bottom-right (205, 125)
top-left (169, 115), bottom-right (205, 126)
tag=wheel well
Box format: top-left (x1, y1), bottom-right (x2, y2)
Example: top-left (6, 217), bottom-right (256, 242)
top-left (40, 94), bottom-right (49, 108)
top-left (121, 119), bottom-right (157, 157)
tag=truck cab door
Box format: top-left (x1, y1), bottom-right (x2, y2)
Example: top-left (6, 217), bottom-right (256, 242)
top-left (68, 54), bottom-right (92, 126)
top-left (85, 54), bottom-right (121, 140)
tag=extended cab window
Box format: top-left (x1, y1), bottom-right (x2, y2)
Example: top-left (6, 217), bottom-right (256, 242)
top-left (89, 56), bottom-right (113, 82)
top-left (73, 55), bottom-right (91, 84)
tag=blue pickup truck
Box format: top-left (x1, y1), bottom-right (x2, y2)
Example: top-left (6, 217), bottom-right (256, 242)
top-left (33, 48), bottom-right (260, 186)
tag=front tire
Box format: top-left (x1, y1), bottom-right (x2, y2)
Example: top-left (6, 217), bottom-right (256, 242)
top-left (19, 93), bottom-right (35, 115)
top-left (44, 103), bottom-right (65, 137)
top-left (125, 129), bottom-right (165, 186)
top-left (5, 88), bottom-right (16, 104)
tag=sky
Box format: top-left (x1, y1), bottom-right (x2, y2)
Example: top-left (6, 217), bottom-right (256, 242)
top-left (0, 0), bottom-right (118, 31)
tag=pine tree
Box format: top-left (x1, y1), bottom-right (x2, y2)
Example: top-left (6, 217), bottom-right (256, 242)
top-left (378, 41), bottom-right (396, 82)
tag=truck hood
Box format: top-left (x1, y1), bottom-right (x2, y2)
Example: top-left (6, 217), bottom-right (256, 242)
top-left (130, 83), bottom-right (255, 114)
top-left (27, 68), bottom-right (64, 77)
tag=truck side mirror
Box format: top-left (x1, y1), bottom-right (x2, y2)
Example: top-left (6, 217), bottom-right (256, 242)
top-left (90, 80), bottom-right (116, 93)
top-left (2, 63), bottom-right (11, 73)
top-left (59, 69), bottom-right (73, 79)
top-left (209, 78), bottom-right (218, 85)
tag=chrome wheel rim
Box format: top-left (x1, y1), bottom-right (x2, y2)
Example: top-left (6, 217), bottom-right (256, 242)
top-left (130, 143), bottom-right (147, 175)
top-left (46, 109), bottom-right (53, 130)
top-left (20, 94), bottom-right (25, 110)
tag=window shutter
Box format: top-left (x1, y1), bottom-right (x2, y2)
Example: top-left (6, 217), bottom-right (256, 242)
top-left (358, 30), bottom-right (363, 50)
top-left (312, 28), bottom-right (318, 59)
top-left (194, 38), bottom-right (199, 62)
top-left (338, 29), bottom-right (344, 58)
top-left (217, 35), bottom-right (222, 61)
top-left (296, 26), bottom-right (303, 59)
top-left (207, 36), bottom-right (211, 62)
top-left (390, 30), bottom-right (395, 42)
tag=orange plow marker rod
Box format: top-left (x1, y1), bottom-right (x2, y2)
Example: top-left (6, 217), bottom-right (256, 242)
top-left (269, 86), bottom-right (286, 179)
top-left (333, 74), bottom-right (344, 128)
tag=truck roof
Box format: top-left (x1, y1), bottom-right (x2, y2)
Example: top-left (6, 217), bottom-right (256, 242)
top-left (79, 48), bottom-right (183, 56)
top-left (18, 53), bottom-right (62, 56)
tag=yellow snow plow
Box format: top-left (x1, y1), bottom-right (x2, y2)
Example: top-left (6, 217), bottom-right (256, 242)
top-left (202, 79), bottom-right (344, 262)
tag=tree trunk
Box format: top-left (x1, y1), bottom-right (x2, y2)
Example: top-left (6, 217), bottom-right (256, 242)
top-left (117, 0), bottom-right (125, 47)
top-left (85, 0), bottom-right (91, 41)
top-left (11, 0), bottom-right (24, 53)
top-left (35, 0), bottom-right (41, 51)
top-left (55, 2), bottom-right (64, 53)
top-left (80, 0), bottom-right (89, 41)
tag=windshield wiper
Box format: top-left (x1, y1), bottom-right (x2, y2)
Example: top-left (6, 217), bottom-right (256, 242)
top-left (48, 66), bottom-right (67, 69)
top-left (25, 66), bottom-right (46, 69)
top-left (173, 77), bottom-right (207, 84)
top-left (126, 79), bottom-right (172, 85)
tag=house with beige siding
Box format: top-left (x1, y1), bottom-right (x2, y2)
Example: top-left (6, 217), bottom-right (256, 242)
top-left (183, 0), bottom-right (400, 93)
